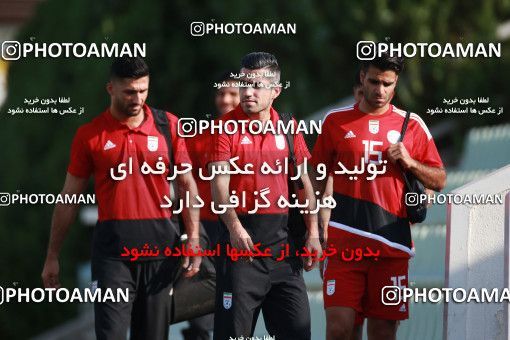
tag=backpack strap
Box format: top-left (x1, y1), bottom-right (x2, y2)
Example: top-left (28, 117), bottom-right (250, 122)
top-left (398, 111), bottom-right (412, 189)
top-left (398, 110), bottom-right (411, 142)
top-left (278, 112), bottom-right (304, 190)
top-left (152, 107), bottom-right (175, 178)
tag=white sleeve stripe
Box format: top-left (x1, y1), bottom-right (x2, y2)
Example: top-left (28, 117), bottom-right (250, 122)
top-left (410, 113), bottom-right (432, 140)
top-left (393, 108), bottom-right (432, 140)
top-left (322, 105), bottom-right (354, 126)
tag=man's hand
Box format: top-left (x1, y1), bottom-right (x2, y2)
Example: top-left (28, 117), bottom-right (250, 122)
top-left (319, 260), bottom-right (325, 280)
top-left (228, 222), bottom-right (255, 252)
top-left (387, 142), bottom-right (447, 191)
top-left (42, 255), bottom-right (61, 288)
top-left (42, 172), bottom-right (87, 289)
top-left (182, 237), bottom-right (201, 278)
top-left (303, 236), bottom-right (323, 272)
top-left (387, 142), bottom-right (416, 170)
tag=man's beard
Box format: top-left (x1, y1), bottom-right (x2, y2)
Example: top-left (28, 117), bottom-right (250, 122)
top-left (364, 92), bottom-right (389, 108)
top-left (116, 101), bottom-right (142, 117)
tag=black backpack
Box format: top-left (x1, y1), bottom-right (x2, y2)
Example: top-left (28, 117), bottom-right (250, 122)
top-left (151, 107), bottom-right (216, 323)
top-left (399, 111), bottom-right (427, 224)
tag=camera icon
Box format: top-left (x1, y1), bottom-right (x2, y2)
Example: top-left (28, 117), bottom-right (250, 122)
top-left (0, 193), bottom-right (11, 206)
top-left (356, 41), bottom-right (376, 60)
top-left (2, 41), bottom-right (21, 60)
top-left (178, 118), bottom-right (197, 138)
top-left (405, 193), bottom-right (419, 207)
top-left (381, 285), bottom-right (401, 305)
top-left (190, 22), bottom-right (205, 36)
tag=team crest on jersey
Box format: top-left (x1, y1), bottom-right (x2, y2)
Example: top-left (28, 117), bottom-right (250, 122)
top-left (369, 120), bottom-right (379, 134)
top-left (147, 136), bottom-right (159, 151)
top-left (326, 280), bottom-right (335, 296)
top-left (387, 130), bottom-right (401, 144)
top-left (223, 292), bottom-right (233, 309)
top-left (275, 134), bottom-right (286, 150)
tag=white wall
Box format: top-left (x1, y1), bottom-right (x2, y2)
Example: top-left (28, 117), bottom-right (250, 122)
top-left (444, 164), bottom-right (510, 340)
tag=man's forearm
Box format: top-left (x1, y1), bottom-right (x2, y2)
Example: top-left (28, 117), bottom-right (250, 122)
top-left (408, 160), bottom-right (446, 192)
top-left (310, 165), bottom-right (328, 197)
top-left (219, 209), bottom-right (241, 232)
top-left (46, 203), bottom-right (79, 259)
top-left (298, 172), bottom-right (319, 237)
top-left (209, 161), bottom-right (241, 231)
top-left (178, 174), bottom-right (200, 238)
top-left (301, 195), bottom-right (319, 237)
top-left (211, 179), bottom-right (240, 231)
top-left (318, 176), bottom-right (333, 229)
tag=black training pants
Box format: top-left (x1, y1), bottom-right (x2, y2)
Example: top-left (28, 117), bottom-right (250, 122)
top-left (92, 256), bottom-right (179, 340)
top-left (213, 251), bottom-right (311, 340)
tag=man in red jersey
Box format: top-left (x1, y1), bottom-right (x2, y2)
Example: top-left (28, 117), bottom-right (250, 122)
top-left (319, 70), bottom-right (367, 340)
top-left (319, 70), bottom-right (364, 249)
top-left (311, 53), bottom-right (446, 340)
top-left (41, 57), bottom-right (201, 340)
top-left (181, 70), bottom-right (239, 340)
top-left (209, 52), bottom-right (322, 340)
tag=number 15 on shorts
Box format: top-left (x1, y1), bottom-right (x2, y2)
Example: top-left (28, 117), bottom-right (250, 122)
top-left (382, 275), bottom-right (407, 306)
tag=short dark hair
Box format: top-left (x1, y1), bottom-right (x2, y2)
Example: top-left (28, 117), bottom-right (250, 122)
top-left (110, 57), bottom-right (149, 80)
top-left (361, 52), bottom-right (404, 74)
top-left (240, 52), bottom-right (280, 82)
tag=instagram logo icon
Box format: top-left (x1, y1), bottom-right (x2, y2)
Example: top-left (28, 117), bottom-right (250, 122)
top-left (356, 41), bottom-right (376, 60)
top-left (2, 41), bottom-right (21, 60)
top-left (190, 22), bottom-right (206, 36)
